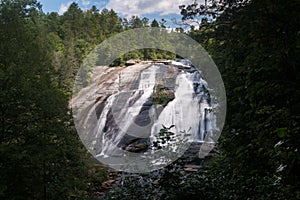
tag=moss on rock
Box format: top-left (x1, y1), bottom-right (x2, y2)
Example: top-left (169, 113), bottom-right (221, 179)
top-left (151, 84), bottom-right (175, 107)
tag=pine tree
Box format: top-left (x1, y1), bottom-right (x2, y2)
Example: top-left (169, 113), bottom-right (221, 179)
top-left (0, 1), bottom-right (87, 198)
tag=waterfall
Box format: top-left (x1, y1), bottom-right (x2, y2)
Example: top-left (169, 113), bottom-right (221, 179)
top-left (191, 70), bottom-right (218, 142)
top-left (150, 72), bottom-right (200, 142)
top-left (117, 65), bottom-right (158, 134)
top-left (89, 62), bottom-right (218, 157)
top-left (94, 65), bottom-right (159, 156)
top-left (150, 70), bottom-right (217, 143)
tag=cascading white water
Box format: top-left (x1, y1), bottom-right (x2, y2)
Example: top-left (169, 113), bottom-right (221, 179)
top-left (94, 65), bottom-right (159, 156)
top-left (150, 72), bottom-right (200, 142)
top-left (150, 70), bottom-right (217, 143)
top-left (95, 94), bottom-right (117, 157)
top-left (116, 65), bottom-right (158, 134)
top-left (91, 62), bottom-right (218, 157)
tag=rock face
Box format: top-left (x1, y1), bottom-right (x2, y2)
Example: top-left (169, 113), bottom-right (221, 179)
top-left (125, 59), bottom-right (140, 66)
top-left (72, 60), bottom-right (218, 162)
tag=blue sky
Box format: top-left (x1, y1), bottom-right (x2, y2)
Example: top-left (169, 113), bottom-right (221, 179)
top-left (39, 0), bottom-right (197, 28)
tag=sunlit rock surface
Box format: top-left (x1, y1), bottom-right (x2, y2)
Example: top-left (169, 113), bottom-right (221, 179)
top-left (72, 60), bottom-right (218, 158)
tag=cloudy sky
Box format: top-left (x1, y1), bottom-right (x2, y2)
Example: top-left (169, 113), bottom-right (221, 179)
top-left (40, 0), bottom-right (195, 27)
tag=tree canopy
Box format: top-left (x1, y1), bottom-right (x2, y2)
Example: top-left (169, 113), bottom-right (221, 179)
top-left (181, 0), bottom-right (300, 198)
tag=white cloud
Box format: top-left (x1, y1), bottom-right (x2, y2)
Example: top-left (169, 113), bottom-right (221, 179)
top-left (82, 0), bottom-right (91, 6)
top-left (106, 0), bottom-right (197, 16)
top-left (58, 1), bottom-right (72, 15)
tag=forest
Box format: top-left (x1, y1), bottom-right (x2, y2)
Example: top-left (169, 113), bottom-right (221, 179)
top-left (0, 0), bottom-right (299, 199)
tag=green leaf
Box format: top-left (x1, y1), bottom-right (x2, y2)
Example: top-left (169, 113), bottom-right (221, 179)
top-left (276, 128), bottom-right (287, 138)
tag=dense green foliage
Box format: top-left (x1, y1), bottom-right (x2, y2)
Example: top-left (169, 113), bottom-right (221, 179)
top-left (109, 49), bottom-right (177, 67)
top-left (0, 0), bottom-right (88, 198)
top-left (0, 1), bottom-right (116, 199)
top-left (103, 0), bottom-right (300, 199)
top-left (44, 3), bottom-right (174, 90)
top-left (0, 1), bottom-right (182, 199)
top-left (183, 0), bottom-right (300, 199)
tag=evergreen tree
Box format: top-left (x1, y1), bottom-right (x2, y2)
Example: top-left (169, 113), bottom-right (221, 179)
top-left (151, 19), bottom-right (160, 27)
top-left (182, 0), bottom-right (300, 198)
top-left (0, 1), bottom-right (87, 198)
